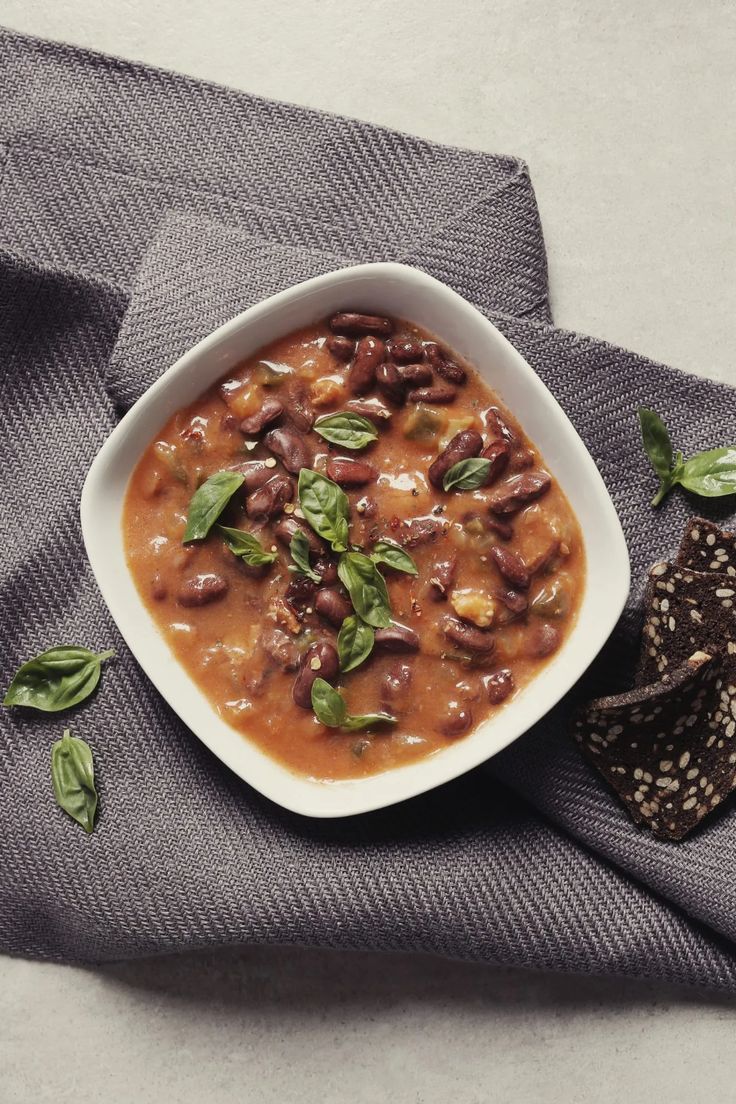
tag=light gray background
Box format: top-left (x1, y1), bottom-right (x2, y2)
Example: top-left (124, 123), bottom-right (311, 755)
top-left (2, 2), bottom-right (735, 1100)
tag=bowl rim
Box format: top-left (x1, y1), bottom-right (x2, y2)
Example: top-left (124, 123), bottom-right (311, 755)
top-left (81, 261), bottom-right (630, 818)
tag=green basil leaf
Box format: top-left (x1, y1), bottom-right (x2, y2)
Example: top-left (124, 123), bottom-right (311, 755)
top-left (218, 524), bottom-right (277, 566)
top-left (4, 646), bottom-right (115, 712)
top-left (183, 471), bottom-right (245, 542)
top-left (442, 457), bottom-right (492, 492)
top-left (313, 412), bottom-right (378, 450)
top-left (310, 678), bottom-right (347, 727)
top-left (51, 729), bottom-right (98, 834)
top-left (638, 407), bottom-right (674, 480)
top-left (679, 448), bottom-right (736, 498)
top-left (343, 712), bottom-right (397, 731)
top-left (298, 470), bottom-right (350, 552)
top-left (337, 615), bottom-right (375, 673)
top-left (370, 539), bottom-right (418, 576)
top-left (337, 552), bottom-right (392, 628)
top-left (289, 529), bottom-right (321, 582)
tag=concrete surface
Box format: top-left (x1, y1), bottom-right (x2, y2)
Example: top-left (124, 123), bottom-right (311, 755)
top-left (2, 1), bottom-right (736, 1101)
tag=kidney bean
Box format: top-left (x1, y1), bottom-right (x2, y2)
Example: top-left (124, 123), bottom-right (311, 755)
top-left (488, 472), bottom-right (552, 515)
top-left (221, 412), bottom-right (239, 432)
top-left (326, 456), bottom-right (378, 487)
top-left (437, 704), bottom-right (473, 738)
top-left (375, 359), bottom-right (405, 404)
top-left (345, 397), bottom-right (392, 424)
top-left (177, 573), bottom-right (229, 607)
top-left (443, 616), bottom-right (496, 654)
top-left (239, 397), bottom-right (283, 436)
top-left (246, 472), bottom-right (294, 520)
top-left (484, 669), bottom-right (515, 705)
top-left (314, 587), bottom-right (352, 627)
top-left (260, 627), bottom-right (301, 671)
top-left (348, 335), bottom-right (385, 395)
top-left (150, 574), bottom-right (167, 601)
top-left (480, 440), bottom-right (511, 485)
top-left (374, 623), bottom-right (420, 652)
top-left (489, 545), bottom-right (530, 589)
top-left (314, 554), bottom-right (339, 585)
top-left (396, 361), bottom-right (433, 387)
top-left (407, 383), bottom-right (457, 404)
top-left (386, 335), bottom-right (424, 363)
top-left (329, 312), bottom-right (393, 337)
top-left (326, 335), bottom-right (355, 362)
top-left (283, 388), bottom-right (315, 433)
top-left (380, 660), bottom-right (414, 713)
top-left (285, 575), bottom-right (317, 611)
top-left (527, 539), bottom-right (561, 575)
top-left (484, 407), bottom-right (516, 445)
top-left (494, 587), bottom-right (528, 617)
top-left (264, 425), bottom-right (313, 473)
top-left (423, 341), bottom-right (467, 384)
top-left (509, 448), bottom-right (535, 472)
top-left (274, 515), bottom-right (325, 554)
top-left (399, 516), bottom-right (448, 548)
top-left (486, 516), bottom-right (514, 541)
top-left (428, 429), bottom-right (483, 489)
top-left (229, 459), bottom-right (274, 493)
top-left (528, 622), bottom-right (561, 658)
top-left (293, 640), bottom-right (340, 709)
top-left (428, 554), bottom-right (457, 600)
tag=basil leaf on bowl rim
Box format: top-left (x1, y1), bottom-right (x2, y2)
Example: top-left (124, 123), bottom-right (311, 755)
top-left (217, 525), bottom-right (277, 567)
top-left (183, 470), bottom-right (245, 542)
top-left (337, 615), bottom-right (375, 673)
top-left (51, 728), bottom-right (98, 834)
top-left (4, 646), bottom-right (115, 713)
top-left (297, 469), bottom-right (350, 552)
top-left (370, 539), bottom-right (418, 576)
top-left (289, 529), bottom-right (321, 583)
top-left (310, 678), bottom-right (396, 730)
top-left (313, 412), bottom-right (379, 450)
top-left (443, 457), bottom-right (491, 492)
top-left (337, 551), bottom-right (392, 628)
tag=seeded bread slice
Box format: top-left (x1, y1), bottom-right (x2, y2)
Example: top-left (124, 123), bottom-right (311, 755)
top-left (575, 651), bottom-right (736, 841)
top-left (676, 517), bottom-right (736, 577)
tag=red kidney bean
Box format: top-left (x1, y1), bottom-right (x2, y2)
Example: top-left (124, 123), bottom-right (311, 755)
top-left (177, 573), bottom-right (229, 607)
top-left (374, 623), bottom-right (420, 652)
top-left (239, 397), bottom-right (283, 435)
top-left (442, 616), bottom-right (496, 654)
top-left (484, 669), bottom-right (515, 704)
top-left (230, 459), bottom-right (274, 493)
top-left (437, 704), bottom-right (473, 738)
top-left (379, 660), bottom-right (414, 713)
top-left (486, 516), bottom-right (514, 541)
top-left (399, 516), bottom-right (448, 548)
top-left (484, 407), bottom-right (516, 445)
top-left (264, 425), bottom-right (313, 473)
top-left (314, 587), bottom-right (352, 627)
top-left (488, 471), bottom-right (552, 515)
top-left (293, 640), bottom-right (340, 709)
top-left (375, 359), bottom-right (405, 404)
top-left (246, 472), bottom-right (294, 520)
top-left (348, 335), bottom-right (385, 395)
top-left (424, 341), bottom-right (467, 384)
top-left (428, 554), bottom-right (457, 599)
top-left (326, 456), bottom-right (378, 487)
top-left (150, 575), bottom-right (167, 601)
top-left (326, 335), bottom-right (355, 362)
top-left (386, 335), bottom-right (424, 363)
top-left (345, 397), bottom-right (392, 424)
top-left (284, 574), bottom-right (317, 611)
top-left (480, 440), bottom-right (511, 485)
top-left (329, 312), bottom-right (393, 337)
top-left (407, 383), bottom-right (457, 404)
top-left (396, 361), bottom-right (433, 387)
top-left (508, 448), bottom-right (535, 472)
top-left (428, 429), bottom-right (483, 489)
top-left (528, 622), bottom-right (561, 658)
top-left (221, 412), bottom-right (239, 432)
top-left (527, 539), bottom-right (561, 575)
top-left (260, 627), bottom-right (301, 671)
top-left (489, 545), bottom-right (531, 589)
top-left (314, 554), bottom-right (339, 585)
top-left (283, 388), bottom-right (315, 433)
top-left (494, 587), bottom-right (528, 617)
top-left (274, 515), bottom-right (325, 554)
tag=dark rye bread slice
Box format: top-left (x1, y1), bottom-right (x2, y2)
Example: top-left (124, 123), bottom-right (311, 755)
top-left (575, 651), bottom-right (736, 841)
top-left (636, 560), bottom-right (736, 686)
top-left (676, 517), bottom-right (736, 577)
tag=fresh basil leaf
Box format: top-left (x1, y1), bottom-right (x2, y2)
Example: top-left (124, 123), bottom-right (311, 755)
top-left (313, 412), bottom-right (378, 450)
top-left (289, 529), bottom-right (321, 582)
top-left (51, 729), bottom-right (98, 834)
top-left (337, 615), bottom-right (375, 673)
top-left (310, 678), bottom-right (347, 727)
top-left (679, 448), bottom-right (736, 498)
top-left (218, 525), bottom-right (277, 566)
top-left (4, 646), bottom-right (114, 712)
top-left (638, 407), bottom-right (674, 479)
top-left (298, 470), bottom-right (350, 552)
top-left (370, 539), bottom-right (418, 576)
top-left (343, 712), bottom-right (397, 731)
top-left (442, 457), bottom-right (492, 492)
top-left (183, 471), bottom-right (245, 542)
top-left (337, 552), bottom-right (392, 628)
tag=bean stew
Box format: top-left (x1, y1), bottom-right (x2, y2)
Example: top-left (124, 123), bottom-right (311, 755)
top-left (123, 311), bottom-right (585, 780)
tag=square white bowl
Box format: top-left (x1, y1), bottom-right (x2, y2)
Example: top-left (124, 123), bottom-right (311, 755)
top-left (81, 262), bottom-right (629, 818)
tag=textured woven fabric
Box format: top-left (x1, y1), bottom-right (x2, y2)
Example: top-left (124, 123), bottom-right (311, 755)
top-left (2, 29), bottom-right (736, 989)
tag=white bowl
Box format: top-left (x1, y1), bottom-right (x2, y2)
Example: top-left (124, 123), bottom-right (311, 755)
top-left (81, 262), bottom-right (629, 818)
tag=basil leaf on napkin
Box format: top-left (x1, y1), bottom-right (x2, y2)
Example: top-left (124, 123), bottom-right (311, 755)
top-left (310, 678), bottom-right (395, 730)
top-left (370, 539), bottom-right (418, 576)
top-left (337, 552), bottom-right (392, 628)
top-left (4, 646), bottom-right (115, 712)
top-left (337, 615), bottom-right (375, 673)
top-left (313, 412), bottom-right (378, 450)
top-left (51, 729), bottom-right (98, 834)
top-left (218, 525), bottom-right (277, 566)
top-left (638, 407), bottom-right (674, 480)
top-left (443, 457), bottom-right (491, 492)
top-left (298, 470), bottom-right (350, 552)
top-left (183, 470), bottom-right (245, 541)
top-left (638, 407), bottom-right (736, 506)
top-left (289, 529), bottom-right (321, 582)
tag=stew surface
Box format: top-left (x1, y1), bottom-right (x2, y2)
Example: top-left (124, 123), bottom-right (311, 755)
top-left (123, 311), bottom-right (585, 780)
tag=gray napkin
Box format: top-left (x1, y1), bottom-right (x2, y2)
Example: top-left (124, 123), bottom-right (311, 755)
top-left (2, 28), bottom-right (736, 988)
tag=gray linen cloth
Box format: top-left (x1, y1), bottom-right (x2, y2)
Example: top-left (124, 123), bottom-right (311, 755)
top-left (2, 28), bottom-right (736, 988)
